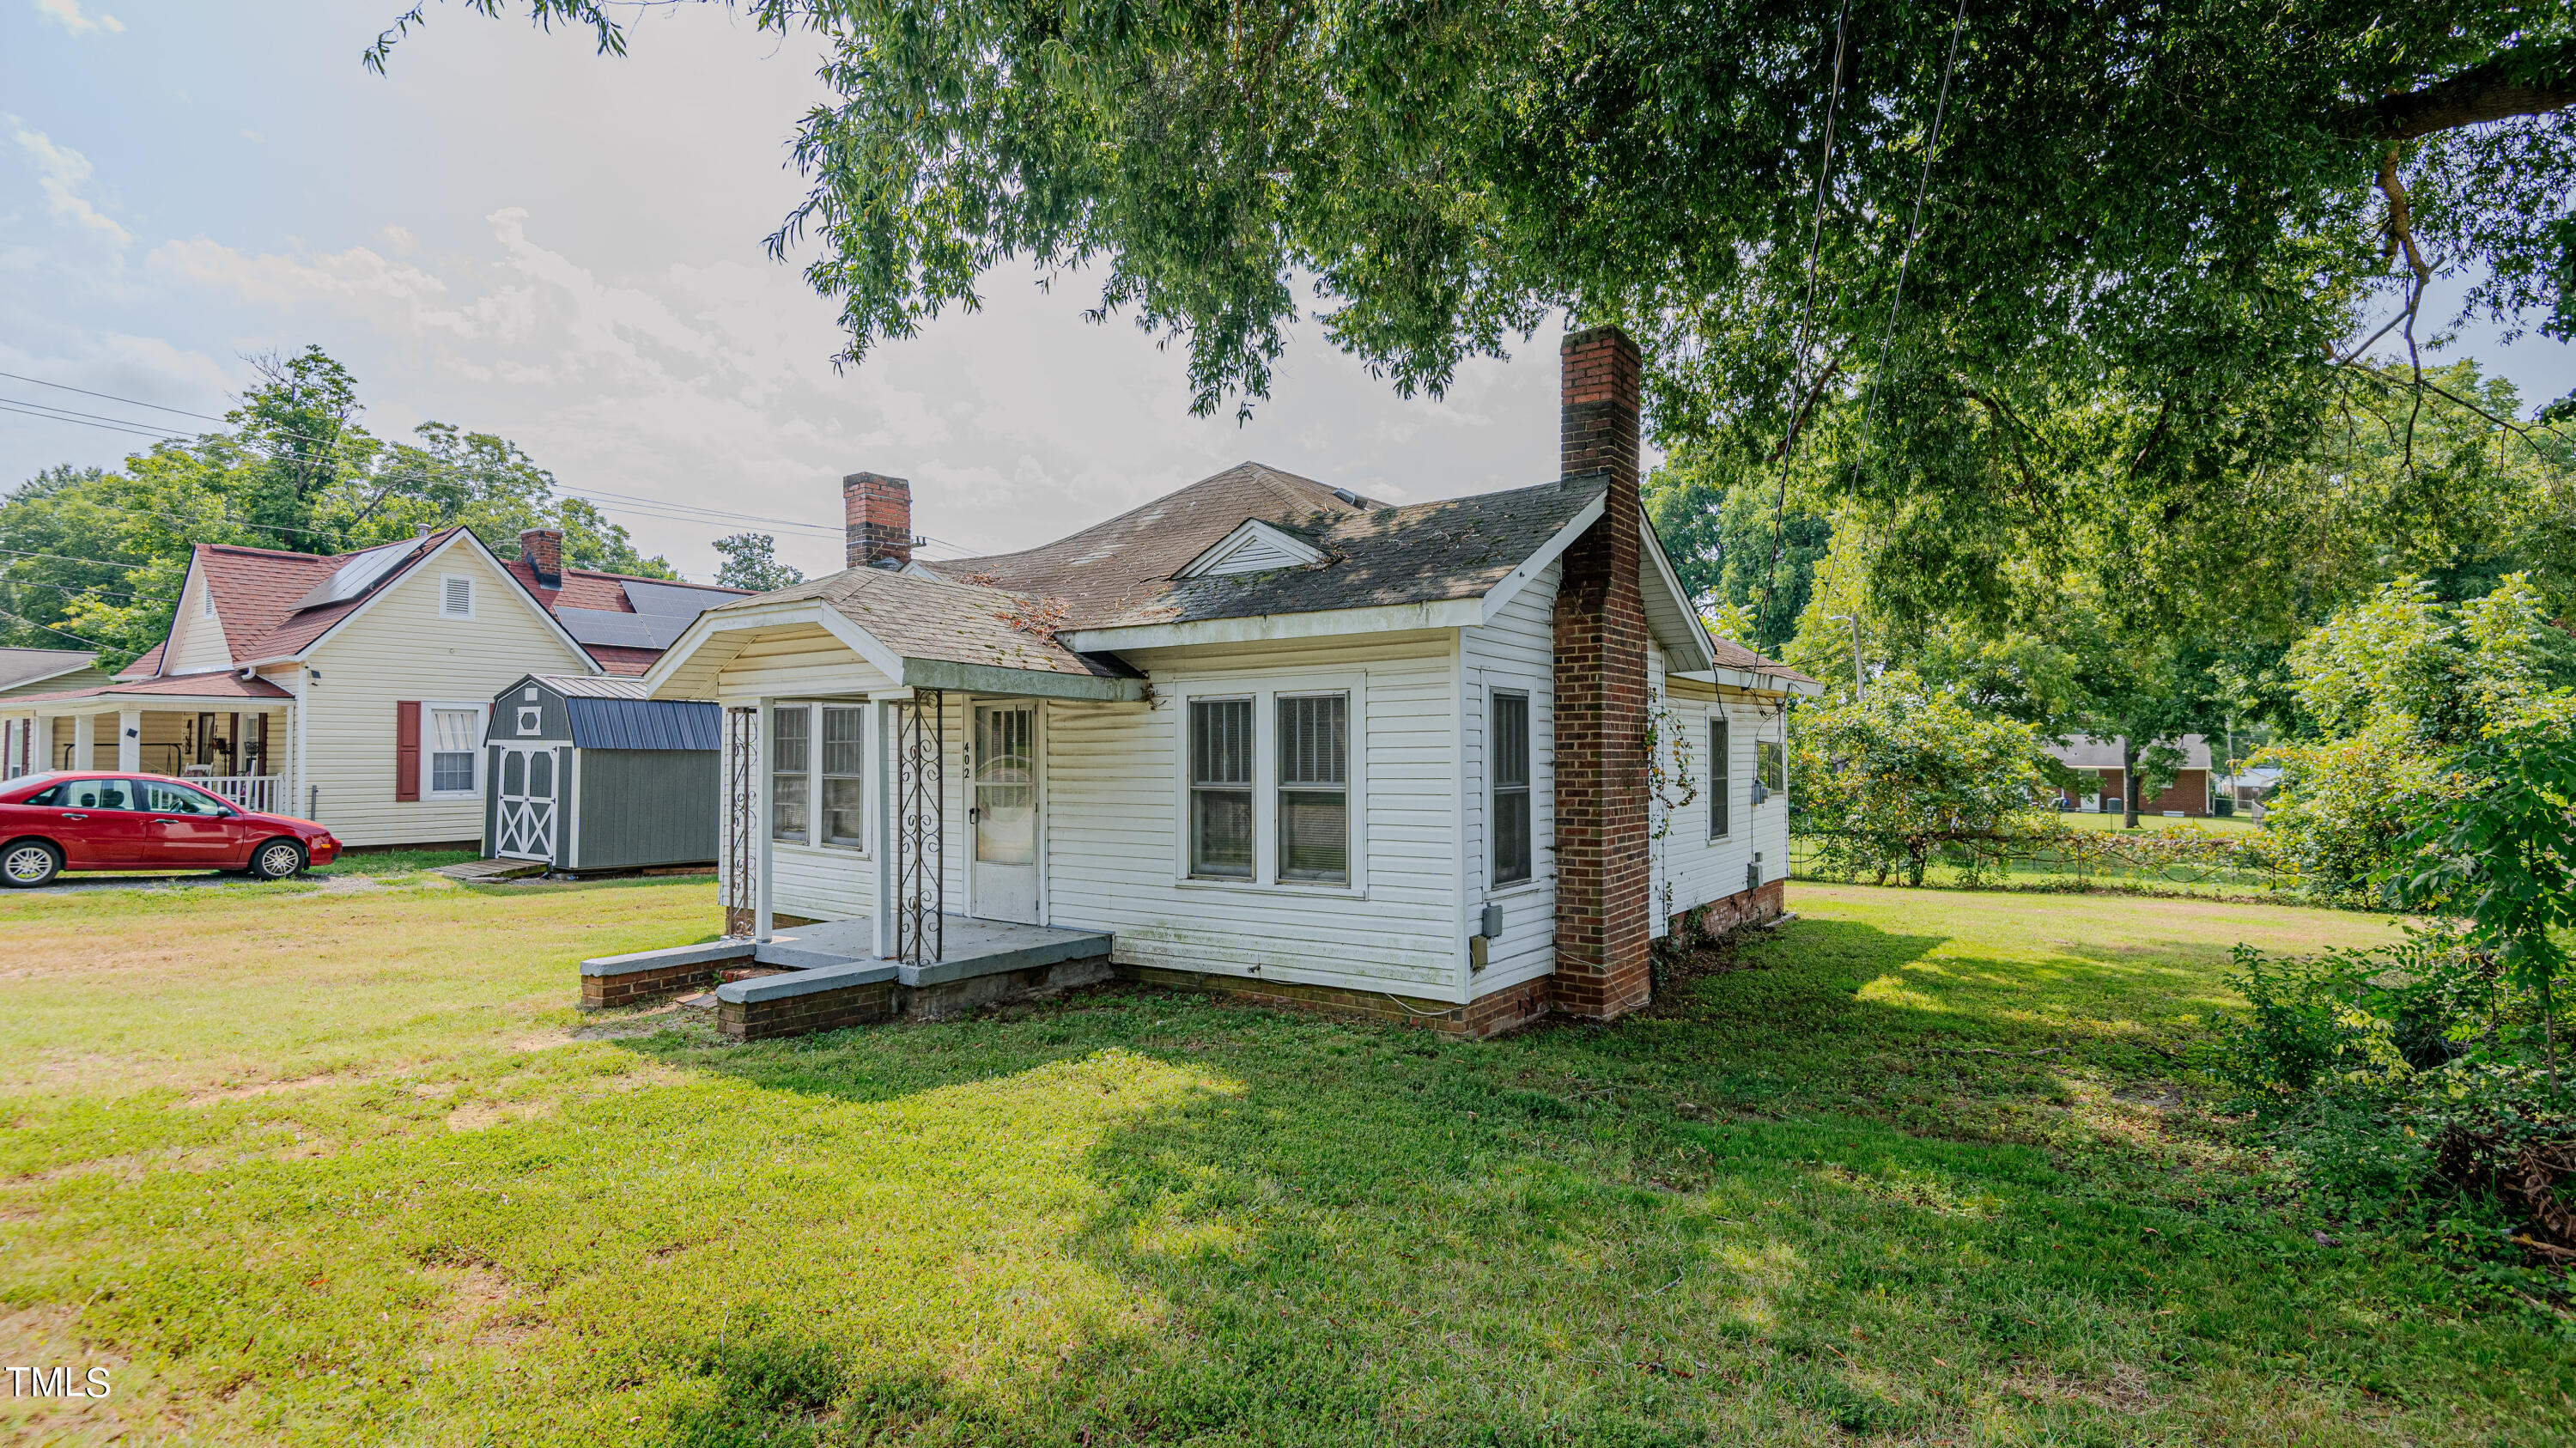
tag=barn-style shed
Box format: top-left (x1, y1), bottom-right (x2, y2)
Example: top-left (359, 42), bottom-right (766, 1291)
top-left (483, 673), bottom-right (720, 872)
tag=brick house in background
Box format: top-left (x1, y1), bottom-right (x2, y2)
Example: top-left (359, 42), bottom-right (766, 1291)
top-left (589, 325), bottom-right (1821, 1038)
top-left (2046, 734), bottom-right (2216, 816)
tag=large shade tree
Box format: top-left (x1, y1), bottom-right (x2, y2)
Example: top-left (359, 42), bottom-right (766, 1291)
top-left (378, 1), bottom-right (2570, 631)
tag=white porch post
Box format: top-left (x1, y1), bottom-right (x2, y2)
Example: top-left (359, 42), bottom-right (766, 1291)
top-left (31, 712), bottom-right (53, 773)
top-left (754, 696), bottom-right (774, 944)
top-left (116, 708), bottom-right (141, 773)
top-left (874, 697), bottom-right (897, 959)
top-left (70, 710), bottom-right (95, 770)
top-left (291, 675), bottom-right (311, 821)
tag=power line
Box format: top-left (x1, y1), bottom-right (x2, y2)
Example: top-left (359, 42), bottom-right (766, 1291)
top-left (1759, 0), bottom-right (1856, 645)
top-left (0, 605), bottom-right (111, 650)
top-left (1844, 0), bottom-right (1970, 503)
top-left (0, 369), bottom-right (229, 423)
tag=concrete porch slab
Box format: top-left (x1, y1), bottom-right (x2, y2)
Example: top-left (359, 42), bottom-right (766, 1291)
top-left (753, 916), bottom-right (1114, 989)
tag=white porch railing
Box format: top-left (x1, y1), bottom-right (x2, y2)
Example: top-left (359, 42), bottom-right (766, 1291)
top-left (195, 774), bottom-right (282, 814)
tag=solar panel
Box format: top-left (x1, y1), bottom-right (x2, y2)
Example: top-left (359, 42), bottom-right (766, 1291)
top-left (554, 606), bottom-right (694, 650)
top-left (290, 540), bottom-right (419, 611)
top-left (620, 579), bottom-right (735, 618)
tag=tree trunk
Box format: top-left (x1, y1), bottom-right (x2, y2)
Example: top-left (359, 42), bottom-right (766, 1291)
top-left (2123, 739), bottom-right (2142, 830)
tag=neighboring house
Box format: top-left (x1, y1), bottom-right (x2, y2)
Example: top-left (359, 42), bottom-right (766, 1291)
top-left (0, 528), bottom-right (744, 847)
top-left (0, 648), bottom-right (109, 701)
top-left (2046, 734), bottom-right (2215, 816)
top-left (617, 326), bottom-right (1820, 1037)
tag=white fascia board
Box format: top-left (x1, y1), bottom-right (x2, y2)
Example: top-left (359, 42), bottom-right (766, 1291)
top-left (1637, 516), bottom-right (1718, 671)
top-left (1177, 519), bottom-right (1326, 577)
top-left (1673, 666), bottom-right (1826, 697)
top-left (642, 599), bottom-right (909, 699)
top-left (1062, 599), bottom-right (1483, 654)
top-left (1477, 491), bottom-right (1607, 624)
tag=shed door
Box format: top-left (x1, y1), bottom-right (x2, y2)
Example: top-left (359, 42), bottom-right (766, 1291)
top-left (495, 745), bottom-right (559, 861)
top-left (970, 702), bottom-right (1040, 923)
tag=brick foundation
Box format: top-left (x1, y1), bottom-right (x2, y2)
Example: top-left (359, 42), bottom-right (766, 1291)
top-left (1121, 965), bottom-right (1552, 1039)
top-left (581, 952), bottom-right (752, 1009)
top-left (720, 979), bottom-right (898, 1040)
top-left (1551, 325), bottom-right (1654, 1024)
top-left (1668, 878), bottom-right (1786, 942)
top-left (720, 908), bottom-right (819, 936)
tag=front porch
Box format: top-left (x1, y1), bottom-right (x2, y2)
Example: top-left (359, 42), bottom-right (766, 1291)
top-left (580, 910), bottom-right (1115, 1038)
top-left (1, 676), bottom-right (296, 813)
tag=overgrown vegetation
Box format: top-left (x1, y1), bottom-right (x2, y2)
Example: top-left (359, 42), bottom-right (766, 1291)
top-left (3, 879), bottom-right (2569, 1444)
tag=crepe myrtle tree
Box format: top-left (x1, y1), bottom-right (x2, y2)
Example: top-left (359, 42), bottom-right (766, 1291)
top-left (1791, 675), bottom-right (2067, 885)
top-left (373, 1), bottom-right (2574, 636)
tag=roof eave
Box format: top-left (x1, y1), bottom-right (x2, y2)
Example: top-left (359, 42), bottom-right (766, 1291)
top-left (1061, 598), bottom-right (1485, 654)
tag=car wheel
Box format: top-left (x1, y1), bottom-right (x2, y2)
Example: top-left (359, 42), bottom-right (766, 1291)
top-left (2, 839), bottom-right (62, 889)
top-left (250, 838), bottom-right (307, 881)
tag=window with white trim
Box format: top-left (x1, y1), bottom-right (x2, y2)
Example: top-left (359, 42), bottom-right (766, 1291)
top-left (1188, 697), bottom-right (1254, 879)
top-left (427, 707), bottom-right (482, 797)
top-left (1709, 715), bottom-right (1731, 839)
top-left (820, 705), bottom-right (866, 848)
top-left (440, 575), bottom-right (474, 619)
top-left (771, 704), bottom-right (810, 843)
top-left (1276, 692), bottom-right (1348, 884)
top-left (1491, 689), bottom-right (1531, 885)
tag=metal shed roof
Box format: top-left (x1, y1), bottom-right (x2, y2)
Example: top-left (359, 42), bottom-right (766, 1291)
top-left (562, 696), bottom-right (721, 751)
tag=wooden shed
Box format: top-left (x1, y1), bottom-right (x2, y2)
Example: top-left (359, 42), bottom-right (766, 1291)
top-left (482, 674), bottom-right (720, 872)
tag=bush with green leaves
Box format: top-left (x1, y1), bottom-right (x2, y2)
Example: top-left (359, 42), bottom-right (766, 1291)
top-left (2208, 925), bottom-right (2576, 1278)
top-left (1789, 678), bottom-right (2061, 886)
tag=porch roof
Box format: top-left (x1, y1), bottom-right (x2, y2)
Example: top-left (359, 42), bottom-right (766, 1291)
top-left (2, 671), bottom-right (295, 709)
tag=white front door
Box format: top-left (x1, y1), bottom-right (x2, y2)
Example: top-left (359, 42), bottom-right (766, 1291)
top-left (495, 745), bottom-right (559, 861)
top-left (970, 702), bottom-right (1040, 923)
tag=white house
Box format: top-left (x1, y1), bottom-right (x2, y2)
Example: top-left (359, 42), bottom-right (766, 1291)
top-left (0, 527), bottom-right (742, 848)
top-left (600, 326), bottom-right (1819, 1037)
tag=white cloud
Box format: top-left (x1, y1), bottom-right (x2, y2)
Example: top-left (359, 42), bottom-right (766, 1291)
top-left (10, 126), bottom-right (131, 248)
top-left (33, 0), bottom-right (124, 37)
top-left (239, 130), bottom-right (264, 143)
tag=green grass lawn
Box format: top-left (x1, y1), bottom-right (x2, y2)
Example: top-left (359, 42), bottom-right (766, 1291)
top-left (1, 879), bottom-right (2567, 1445)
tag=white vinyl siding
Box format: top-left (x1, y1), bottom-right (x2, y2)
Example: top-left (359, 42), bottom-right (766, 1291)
top-left (1046, 632), bottom-right (1460, 999)
top-left (1658, 681), bottom-right (1790, 924)
top-left (295, 541), bottom-right (592, 845)
top-left (1459, 560), bottom-right (1558, 996)
top-left (165, 570), bottom-right (234, 674)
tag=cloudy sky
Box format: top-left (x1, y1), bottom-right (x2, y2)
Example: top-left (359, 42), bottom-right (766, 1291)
top-left (4, 0), bottom-right (2568, 582)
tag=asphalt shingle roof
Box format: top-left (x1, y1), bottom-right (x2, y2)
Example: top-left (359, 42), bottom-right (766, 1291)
top-left (712, 568), bottom-right (1128, 679)
top-left (0, 647), bottom-right (99, 690)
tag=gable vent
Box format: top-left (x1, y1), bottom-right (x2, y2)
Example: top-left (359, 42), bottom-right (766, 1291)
top-left (1179, 520), bottom-right (1327, 578)
top-left (441, 576), bottom-right (474, 618)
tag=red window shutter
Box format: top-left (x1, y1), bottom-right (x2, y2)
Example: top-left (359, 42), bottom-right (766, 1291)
top-left (395, 701), bottom-right (421, 802)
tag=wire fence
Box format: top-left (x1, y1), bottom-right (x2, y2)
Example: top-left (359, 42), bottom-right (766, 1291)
top-left (1787, 823), bottom-right (2306, 897)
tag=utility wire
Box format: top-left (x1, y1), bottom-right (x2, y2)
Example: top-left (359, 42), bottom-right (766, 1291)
top-left (1758, 0), bottom-right (1856, 647)
top-left (0, 605), bottom-right (111, 649)
top-left (1843, 0), bottom-right (1970, 505)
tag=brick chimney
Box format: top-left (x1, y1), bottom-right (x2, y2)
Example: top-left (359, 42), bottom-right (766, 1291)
top-left (1550, 325), bottom-right (1653, 1023)
top-left (843, 472), bottom-right (914, 569)
top-left (519, 527), bottom-right (563, 588)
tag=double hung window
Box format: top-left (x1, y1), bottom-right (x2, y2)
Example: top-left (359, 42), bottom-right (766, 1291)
top-left (770, 704), bottom-right (810, 843)
top-left (1491, 691), bottom-right (1531, 885)
top-left (1709, 716), bottom-right (1730, 839)
top-left (1276, 694), bottom-right (1348, 884)
top-left (1188, 698), bottom-right (1254, 878)
top-left (820, 706), bottom-right (865, 847)
top-left (428, 708), bottom-right (480, 796)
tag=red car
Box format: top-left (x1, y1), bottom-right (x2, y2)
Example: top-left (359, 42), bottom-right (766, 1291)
top-left (0, 771), bottom-right (339, 887)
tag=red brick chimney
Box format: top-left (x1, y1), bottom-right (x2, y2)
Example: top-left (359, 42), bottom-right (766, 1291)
top-left (519, 527), bottom-right (563, 588)
top-left (1550, 325), bottom-right (1653, 1022)
top-left (843, 472), bottom-right (914, 569)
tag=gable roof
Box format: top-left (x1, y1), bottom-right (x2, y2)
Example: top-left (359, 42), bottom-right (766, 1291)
top-left (132, 531), bottom-right (733, 680)
top-left (926, 462), bottom-right (1380, 626)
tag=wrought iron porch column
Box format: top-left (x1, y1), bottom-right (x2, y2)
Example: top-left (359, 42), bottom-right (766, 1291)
top-left (891, 688), bottom-right (945, 967)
